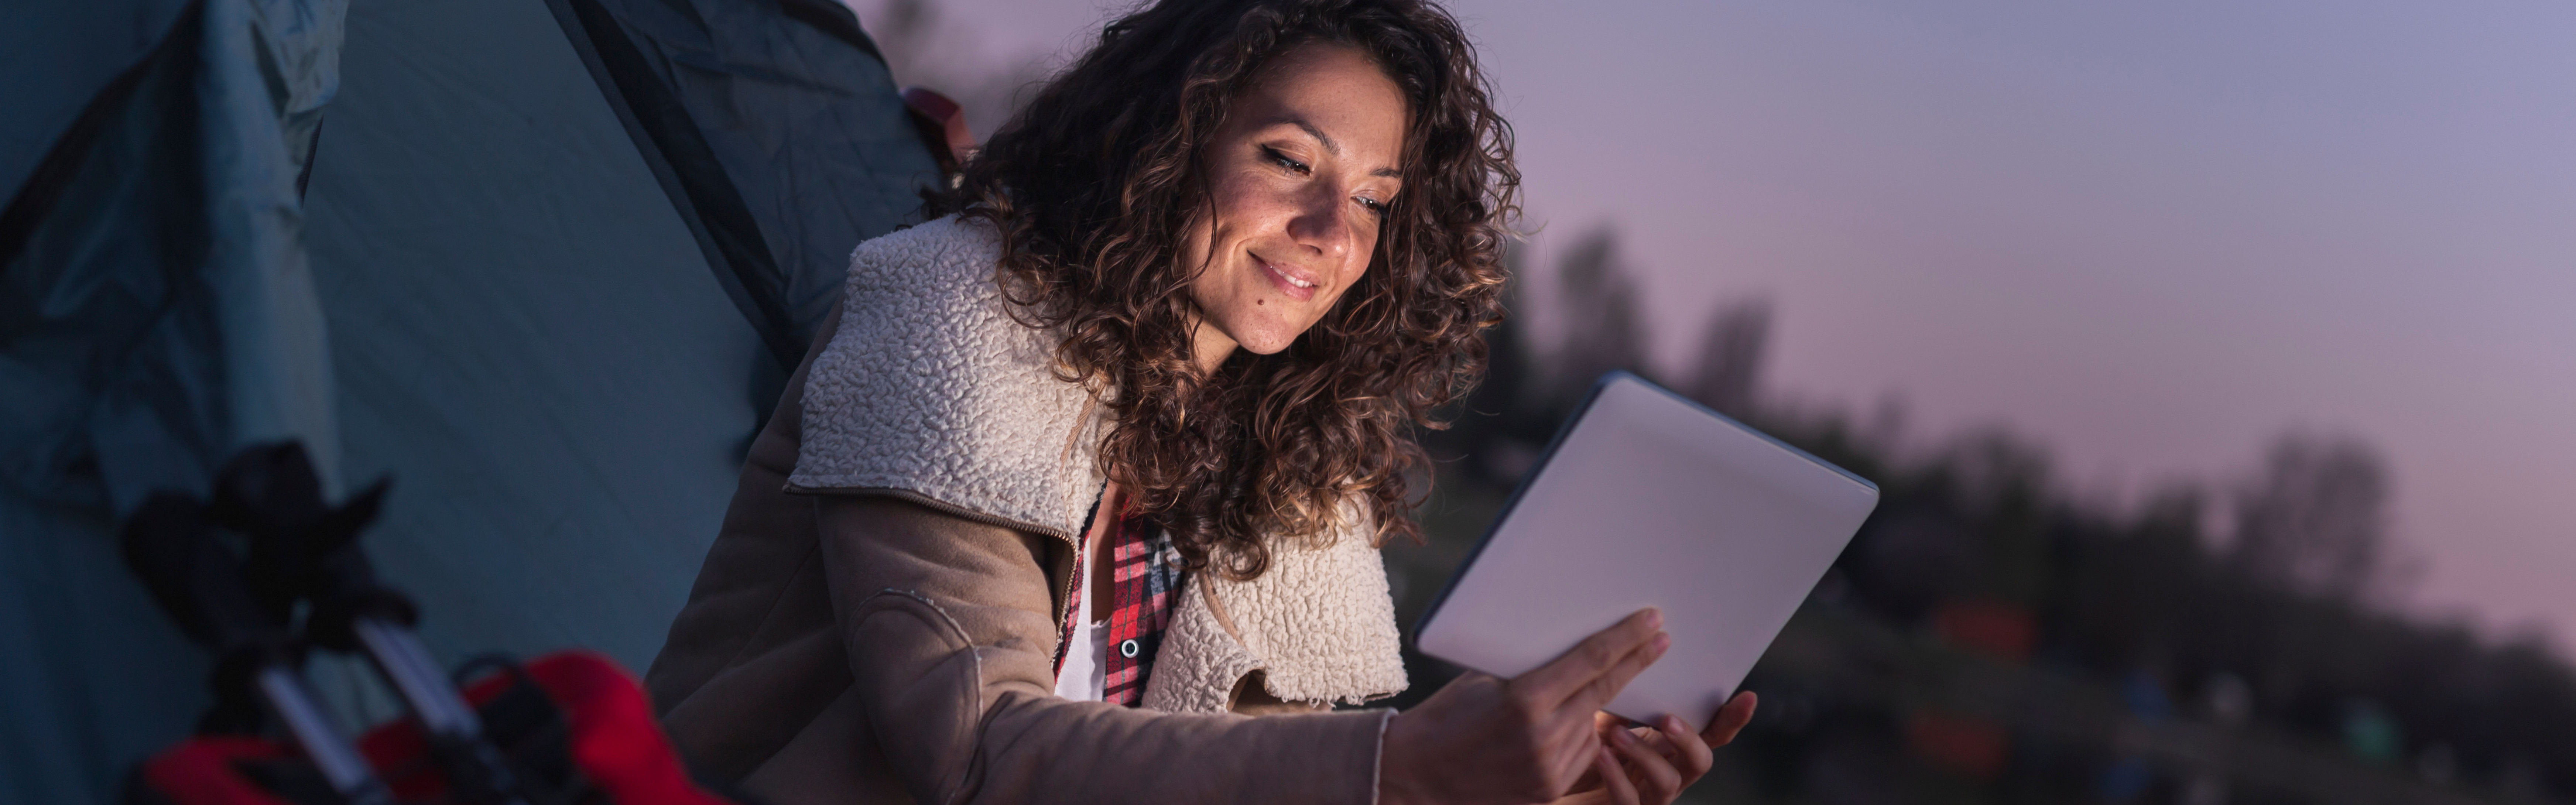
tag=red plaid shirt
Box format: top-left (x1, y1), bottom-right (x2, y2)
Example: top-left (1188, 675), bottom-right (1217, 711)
top-left (1055, 504), bottom-right (1185, 706)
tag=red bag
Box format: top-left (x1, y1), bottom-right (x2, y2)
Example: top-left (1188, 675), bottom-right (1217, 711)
top-left (134, 652), bottom-right (735, 805)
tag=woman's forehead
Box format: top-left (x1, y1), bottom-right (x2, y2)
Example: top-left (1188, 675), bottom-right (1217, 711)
top-left (1239, 42), bottom-right (1408, 171)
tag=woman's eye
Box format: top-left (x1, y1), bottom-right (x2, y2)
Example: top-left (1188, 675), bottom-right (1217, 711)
top-left (1356, 196), bottom-right (1389, 217)
top-left (1262, 147), bottom-right (1309, 174)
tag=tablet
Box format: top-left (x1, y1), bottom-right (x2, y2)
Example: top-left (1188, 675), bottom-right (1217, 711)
top-left (1415, 372), bottom-right (1879, 724)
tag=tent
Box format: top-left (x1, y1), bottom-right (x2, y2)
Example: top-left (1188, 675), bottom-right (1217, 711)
top-left (0, 0), bottom-right (943, 800)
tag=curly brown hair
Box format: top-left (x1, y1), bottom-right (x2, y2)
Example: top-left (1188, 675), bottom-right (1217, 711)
top-left (928, 0), bottom-right (1518, 580)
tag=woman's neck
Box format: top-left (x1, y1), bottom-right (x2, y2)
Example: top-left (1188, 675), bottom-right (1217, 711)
top-left (1187, 311), bottom-right (1239, 377)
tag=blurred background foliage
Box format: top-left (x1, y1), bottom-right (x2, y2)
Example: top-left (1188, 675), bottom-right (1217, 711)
top-left (1390, 232), bottom-right (2576, 805)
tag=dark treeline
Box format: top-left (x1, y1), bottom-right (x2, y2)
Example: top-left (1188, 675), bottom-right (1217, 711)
top-left (1398, 229), bottom-right (2576, 805)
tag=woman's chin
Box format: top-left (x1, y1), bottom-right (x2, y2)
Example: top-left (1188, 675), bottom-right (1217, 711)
top-left (1229, 328), bottom-right (1304, 357)
top-left (1234, 337), bottom-right (1295, 356)
top-left (1208, 311), bottom-right (1315, 357)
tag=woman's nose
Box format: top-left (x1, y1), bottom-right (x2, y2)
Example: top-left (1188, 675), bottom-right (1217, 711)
top-left (1286, 186), bottom-right (1353, 261)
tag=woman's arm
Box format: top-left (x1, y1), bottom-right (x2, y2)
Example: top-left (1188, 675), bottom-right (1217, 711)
top-left (815, 495), bottom-right (1390, 804)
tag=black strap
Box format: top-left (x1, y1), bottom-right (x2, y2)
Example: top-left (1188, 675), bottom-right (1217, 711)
top-left (776, 0), bottom-right (887, 65)
top-left (0, 1), bottom-right (206, 271)
top-left (544, 0), bottom-right (808, 371)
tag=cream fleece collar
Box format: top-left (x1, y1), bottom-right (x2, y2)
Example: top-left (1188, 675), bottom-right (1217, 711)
top-left (788, 216), bottom-right (1407, 710)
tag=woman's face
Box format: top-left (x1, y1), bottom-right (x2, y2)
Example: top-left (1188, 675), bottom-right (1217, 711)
top-left (1181, 42), bottom-right (1407, 371)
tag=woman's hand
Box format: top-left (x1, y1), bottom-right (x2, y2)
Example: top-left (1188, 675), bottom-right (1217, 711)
top-left (1378, 609), bottom-right (1669, 805)
top-left (1549, 692), bottom-right (1759, 805)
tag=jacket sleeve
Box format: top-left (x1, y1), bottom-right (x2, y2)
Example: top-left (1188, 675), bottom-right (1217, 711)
top-left (815, 495), bottom-right (1392, 805)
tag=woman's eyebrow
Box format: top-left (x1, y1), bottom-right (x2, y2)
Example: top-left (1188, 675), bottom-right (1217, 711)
top-left (1271, 116), bottom-right (1340, 156)
top-left (1268, 117), bottom-right (1401, 179)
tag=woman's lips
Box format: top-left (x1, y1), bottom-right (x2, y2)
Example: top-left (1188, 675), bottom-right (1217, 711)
top-left (1255, 254), bottom-right (1320, 302)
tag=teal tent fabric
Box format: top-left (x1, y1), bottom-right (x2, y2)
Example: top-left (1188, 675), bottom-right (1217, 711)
top-left (304, 0), bottom-right (934, 673)
top-left (0, 0), bottom-right (347, 801)
top-left (562, 0), bottom-right (938, 367)
top-left (0, 0), bottom-right (196, 210)
top-left (1, 0), bottom-right (938, 798)
top-left (306, 0), bottom-right (782, 676)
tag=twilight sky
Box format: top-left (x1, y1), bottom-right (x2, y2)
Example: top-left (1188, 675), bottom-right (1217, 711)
top-left (857, 0), bottom-right (2576, 646)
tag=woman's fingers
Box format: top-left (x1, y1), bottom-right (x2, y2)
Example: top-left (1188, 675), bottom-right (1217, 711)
top-left (1606, 726), bottom-right (1683, 802)
top-left (1484, 609), bottom-right (1683, 802)
top-left (1656, 716), bottom-right (1714, 783)
top-left (1594, 746), bottom-right (1642, 805)
top-left (1569, 630), bottom-right (1668, 716)
top-left (1517, 609), bottom-right (1664, 708)
top-left (1700, 691), bottom-right (1759, 749)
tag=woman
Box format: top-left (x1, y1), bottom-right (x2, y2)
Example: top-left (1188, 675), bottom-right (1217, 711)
top-left (643, 0), bottom-right (1755, 802)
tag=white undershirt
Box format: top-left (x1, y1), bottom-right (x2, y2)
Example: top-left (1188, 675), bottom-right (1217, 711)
top-left (1053, 547), bottom-right (1109, 701)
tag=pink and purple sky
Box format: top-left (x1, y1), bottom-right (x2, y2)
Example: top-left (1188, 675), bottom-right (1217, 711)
top-left (859, 0), bottom-right (2576, 647)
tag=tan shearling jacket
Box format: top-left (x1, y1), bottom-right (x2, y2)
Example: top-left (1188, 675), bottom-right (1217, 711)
top-left (644, 217), bottom-right (1411, 805)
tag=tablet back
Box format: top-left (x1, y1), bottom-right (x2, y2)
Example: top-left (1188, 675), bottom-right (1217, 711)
top-left (1416, 373), bottom-right (1878, 724)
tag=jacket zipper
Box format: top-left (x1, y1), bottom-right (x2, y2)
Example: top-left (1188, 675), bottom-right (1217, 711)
top-left (1049, 481), bottom-right (1110, 676)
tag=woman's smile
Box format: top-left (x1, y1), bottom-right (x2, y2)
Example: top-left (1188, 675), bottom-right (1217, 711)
top-left (1255, 252), bottom-right (1322, 301)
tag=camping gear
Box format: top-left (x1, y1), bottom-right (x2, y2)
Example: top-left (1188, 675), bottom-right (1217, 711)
top-left (2, 0), bottom-right (950, 800)
top-left (123, 442), bottom-right (734, 805)
top-left (197, 443), bottom-right (522, 805)
top-left (122, 485), bottom-right (397, 805)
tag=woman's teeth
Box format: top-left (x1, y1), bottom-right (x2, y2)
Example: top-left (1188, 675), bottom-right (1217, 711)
top-left (1265, 259), bottom-right (1315, 289)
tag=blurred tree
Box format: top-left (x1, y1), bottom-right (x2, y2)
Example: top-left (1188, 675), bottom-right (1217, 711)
top-left (2229, 432), bottom-right (2393, 601)
top-left (1938, 427), bottom-right (2055, 519)
top-left (1549, 227), bottom-right (1649, 403)
top-left (857, 0), bottom-right (1048, 137)
top-left (1684, 296), bottom-right (1771, 418)
top-left (1426, 242), bottom-right (1547, 485)
top-left (1471, 241), bottom-right (1534, 430)
top-left (1941, 428), bottom-right (2057, 610)
top-left (875, 0), bottom-right (931, 62)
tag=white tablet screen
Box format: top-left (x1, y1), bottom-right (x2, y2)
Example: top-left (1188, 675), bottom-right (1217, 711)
top-left (1415, 373), bottom-right (1879, 724)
